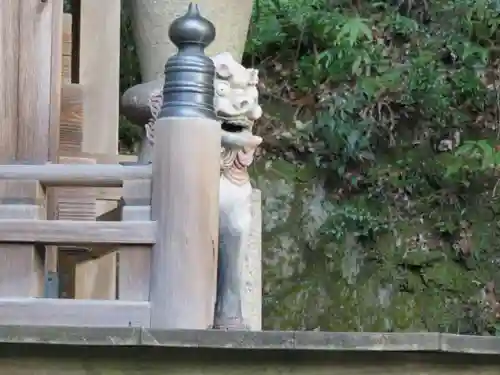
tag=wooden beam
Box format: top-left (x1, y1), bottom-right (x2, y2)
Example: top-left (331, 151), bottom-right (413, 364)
top-left (0, 298), bottom-right (150, 327)
top-left (49, 0), bottom-right (64, 165)
top-left (17, 0), bottom-right (53, 162)
top-left (58, 83), bottom-right (90, 299)
top-left (79, 0), bottom-right (121, 299)
top-left (0, 220), bottom-right (155, 245)
top-left (15, 0), bottom-right (56, 297)
top-left (0, 164), bottom-right (152, 187)
top-left (45, 0), bottom-right (64, 298)
top-left (0, 0), bottom-right (19, 162)
top-left (79, 0), bottom-right (120, 158)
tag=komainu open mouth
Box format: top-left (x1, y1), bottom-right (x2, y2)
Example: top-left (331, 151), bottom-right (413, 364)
top-left (221, 121), bottom-right (246, 133)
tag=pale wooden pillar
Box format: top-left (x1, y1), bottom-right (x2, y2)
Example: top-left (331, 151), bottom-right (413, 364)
top-left (45, 0), bottom-right (64, 297)
top-left (0, 0), bottom-right (60, 297)
top-left (77, 0), bottom-right (121, 299)
top-left (149, 5), bottom-right (220, 329)
top-left (0, 0), bottom-right (19, 162)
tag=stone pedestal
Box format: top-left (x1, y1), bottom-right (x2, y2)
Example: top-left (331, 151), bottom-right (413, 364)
top-left (243, 189), bottom-right (262, 330)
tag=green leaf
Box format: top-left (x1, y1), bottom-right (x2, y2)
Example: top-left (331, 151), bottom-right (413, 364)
top-left (336, 17), bottom-right (372, 47)
top-left (351, 55), bottom-right (363, 76)
top-left (476, 140), bottom-right (494, 169)
top-left (454, 142), bottom-right (475, 157)
top-left (445, 162), bottom-right (462, 177)
top-left (347, 130), bottom-right (361, 151)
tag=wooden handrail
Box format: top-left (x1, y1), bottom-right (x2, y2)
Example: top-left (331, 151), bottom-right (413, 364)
top-left (0, 220), bottom-right (155, 245)
top-left (0, 164), bottom-right (152, 187)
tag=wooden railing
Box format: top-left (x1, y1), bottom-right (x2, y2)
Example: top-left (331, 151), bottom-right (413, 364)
top-left (0, 1), bottom-right (229, 330)
top-left (0, 165), bottom-right (155, 327)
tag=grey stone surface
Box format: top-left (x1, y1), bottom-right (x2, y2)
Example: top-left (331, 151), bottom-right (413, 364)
top-left (121, 79), bottom-right (162, 126)
top-left (130, 0), bottom-right (254, 81)
top-left (293, 331), bottom-right (441, 351)
top-left (0, 325), bottom-right (141, 345)
top-left (440, 333), bottom-right (500, 354)
top-left (0, 326), bottom-right (499, 355)
top-left (142, 329), bottom-right (295, 348)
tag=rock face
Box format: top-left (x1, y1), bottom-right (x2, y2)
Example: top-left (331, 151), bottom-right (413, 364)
top-left (251, 156), bottom-right (499, 334)
top-left (122, 52), bottom-right (263, 330)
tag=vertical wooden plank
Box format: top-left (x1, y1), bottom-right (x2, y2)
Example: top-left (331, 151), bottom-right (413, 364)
top-left (0, 0), bottom-right (49, 298)
top-left (0, 183), bottom-right (46, 298)
top-left (79, 0), bottom-right (120, 156)
top-left (75, 253), bottom-right (118, 300)
top-left (78, 0), bottom-right (121, 299)
top-left (45, 0), bottom-right (64, 298)
top-left (0, 0), bottom-right (19, 162)
top-left (17, 0), bottom-right (53, 162)
top-left (56, 84), bottom-right (85, 298)
top-left (49, 0), bottom-right (64, 165)
top-left (118, 181), bottom-right (152, 301)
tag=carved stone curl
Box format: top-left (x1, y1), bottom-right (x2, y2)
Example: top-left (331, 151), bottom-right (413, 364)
top-left (121, 52), bottom-right (263, 329)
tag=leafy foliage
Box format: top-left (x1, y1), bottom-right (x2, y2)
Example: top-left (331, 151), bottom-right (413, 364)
top-left (245, 0), bottom-right (500, 333)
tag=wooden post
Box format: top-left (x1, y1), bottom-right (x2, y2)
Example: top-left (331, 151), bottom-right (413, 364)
top-left (0, 0), bottom-right (19, 162)
top-left (0, 0), bottom-right (58, 297)
top-left (0, 184), bottom-right (46, 297)
top-left (79, 0), bottom-right (120, 157)
top-left (149, 5), bottom-right (220, 329)
top-left (118, 180), bottom-right (152, 301)
top-left (45, 0), bottom-right (64, 298)
top-left (57, 156), bottom-right (98, 299)
top-left (17, 0), bottom-right (54, 162)
top-left (75, 0), bottom-right (121, 298)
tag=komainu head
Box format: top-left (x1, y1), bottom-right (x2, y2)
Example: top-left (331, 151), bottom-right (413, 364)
top-left (121, 52), bottom-right (263, 168)
top-left (212, 52), bottom-right (263, 150)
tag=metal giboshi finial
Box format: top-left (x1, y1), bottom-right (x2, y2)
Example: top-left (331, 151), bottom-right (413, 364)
top-left (159, 3), bottom-right (217, 119)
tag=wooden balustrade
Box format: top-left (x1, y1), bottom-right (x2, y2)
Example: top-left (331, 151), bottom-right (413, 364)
top-left (0, 171), bottom-right (155, 327)
top-left (0, 0), bottom-right (232, 331)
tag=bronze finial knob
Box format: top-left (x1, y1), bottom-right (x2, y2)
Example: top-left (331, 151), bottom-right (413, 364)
top-left (159, 3), bottom-right (217, 120)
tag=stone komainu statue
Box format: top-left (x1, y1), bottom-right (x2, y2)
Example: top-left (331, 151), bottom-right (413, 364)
top-left (122, 52), bottom-right (262, 329)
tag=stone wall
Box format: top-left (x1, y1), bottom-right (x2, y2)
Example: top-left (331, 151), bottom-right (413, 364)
top-left (0, 327), bottom-right (500, 374)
